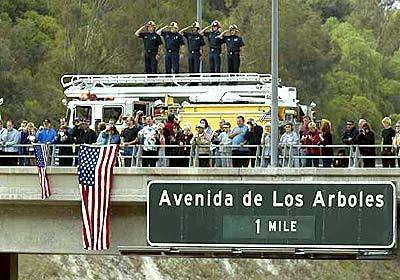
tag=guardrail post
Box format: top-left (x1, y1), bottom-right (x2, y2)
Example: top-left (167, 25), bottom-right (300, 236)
top-left (50, 144), bottom-right (56, 166)
top-left (194, 146), bottom-right (199, 167)
top-left (188, 145), bottom-right (194, 167)
top-left (288, 144), bottom-right (293, 168)
top-left (255, 145), bottom-right (261, 167)
top-left (136, 146), bottom-right (142, 167)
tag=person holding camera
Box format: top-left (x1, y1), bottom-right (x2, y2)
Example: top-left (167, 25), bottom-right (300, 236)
top-left (354, 122), bottom-right (376, 168)
top-left (301, 121), bottom-right (320, 167)
top-left (245, 118), bottom-right (263, 167)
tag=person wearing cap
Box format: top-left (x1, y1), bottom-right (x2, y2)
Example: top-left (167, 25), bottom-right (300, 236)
top-left (157, 21), bottom-right (185, 74)
top-left (191, 122), bottom-right (211, 167)
top-left (245, 118), bottom-right (263, 167)
top-left (217, 122), bottom-right (232, 167)
top-left (218, 24), bottom-right (244, 73)
top-left (135, 21), bottom-right (163, 74)
top-left (35, 119), bottom-right (56, 144)
top-left (200, 20), bottom-right (224, 73)
top-left (179, 21), bottom-right (205, 73)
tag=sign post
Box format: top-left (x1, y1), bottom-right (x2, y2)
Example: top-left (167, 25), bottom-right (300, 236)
top-left (147, 181), bottom-right (396, 250)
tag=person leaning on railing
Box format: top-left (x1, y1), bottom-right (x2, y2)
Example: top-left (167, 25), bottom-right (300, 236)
top-left (229, 116), bottom-right (249, 168)
top-left (55, 125), bottom-right (73, 166)
top-left (393, 121), bottom-right (400, 167)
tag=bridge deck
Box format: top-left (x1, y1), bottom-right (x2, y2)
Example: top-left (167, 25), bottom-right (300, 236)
top-left (0, 167), bottom-right (398, 256)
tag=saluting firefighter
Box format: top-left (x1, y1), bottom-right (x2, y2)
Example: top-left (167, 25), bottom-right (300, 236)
top-left (200, 20), bottom-right (224, 73)
top-left (218, 24), bottom-right (244, 73)
top-left (179, 21), bottom-right (205, 73)
top-left (134, 21), bottom-right (163, 74)
top-left (157, 21), bottom-right (185, 74)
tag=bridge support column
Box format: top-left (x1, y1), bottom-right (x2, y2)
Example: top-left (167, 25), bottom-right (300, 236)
top-left (0, 254), bottom-right (18, 280)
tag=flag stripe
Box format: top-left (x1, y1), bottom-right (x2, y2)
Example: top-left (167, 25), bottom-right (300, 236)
top-left (34, 145), bottom-right (51, 200)
top-left (78, 144), bottom-right (119, 251)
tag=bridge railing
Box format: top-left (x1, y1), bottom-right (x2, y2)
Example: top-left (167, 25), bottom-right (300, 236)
top-left (0, 144), bottom-right (398, 168)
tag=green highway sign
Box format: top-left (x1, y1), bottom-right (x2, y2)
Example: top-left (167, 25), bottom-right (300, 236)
top-left (147, 181), bottom-right (396, 249)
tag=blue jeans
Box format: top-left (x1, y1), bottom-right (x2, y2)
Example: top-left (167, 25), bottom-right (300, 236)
top-left (123, 147), bottom-right (136, 167)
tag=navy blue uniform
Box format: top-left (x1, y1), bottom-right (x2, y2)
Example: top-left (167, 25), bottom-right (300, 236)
top-left (183, 32), bottom-right (205, 73)
top-left (139, 32), bottom-right (162, 74)
top-left (161, 31), bottom-right (185, 74)
top-left (223, 35), bottom-right (244, 73)
top-left (205, 31), bottom-right (224, 73)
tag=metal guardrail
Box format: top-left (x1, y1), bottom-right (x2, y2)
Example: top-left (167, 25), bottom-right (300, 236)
top-left (0, 144), bottom-right (399, 168)
top-left (61, 73), bottom-right (273, 89)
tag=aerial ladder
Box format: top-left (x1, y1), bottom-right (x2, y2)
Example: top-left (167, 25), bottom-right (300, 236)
top-left (61, 73), bottom-right (296, 107)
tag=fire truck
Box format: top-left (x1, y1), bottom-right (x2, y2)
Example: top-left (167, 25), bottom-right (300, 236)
top-left (60, 73), bottom-right (298, 130)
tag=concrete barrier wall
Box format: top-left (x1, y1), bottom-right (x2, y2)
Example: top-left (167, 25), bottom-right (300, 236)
top-left (0, 167), bottom-right (398, 254)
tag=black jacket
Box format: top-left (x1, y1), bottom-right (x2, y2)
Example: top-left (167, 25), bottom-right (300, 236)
top-left (246, 125), bottom-right (263, 145)
top-left (342, 126), bottom-right (359, 145)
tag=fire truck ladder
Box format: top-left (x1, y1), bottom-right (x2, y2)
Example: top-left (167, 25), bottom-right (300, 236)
top-left (61, 73), bottom-right (274, 89)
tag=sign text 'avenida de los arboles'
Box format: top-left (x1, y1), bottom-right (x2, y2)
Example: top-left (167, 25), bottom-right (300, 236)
top-left (147, 181), bottom-right (396, 249)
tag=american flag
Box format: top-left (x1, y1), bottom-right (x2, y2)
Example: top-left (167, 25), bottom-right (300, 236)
top-left (78, 144), bottom-right (119, 250)
top-left (33, 144), bottom-right (51, 199)
top-left (258, 110), bottom-right (271, 122)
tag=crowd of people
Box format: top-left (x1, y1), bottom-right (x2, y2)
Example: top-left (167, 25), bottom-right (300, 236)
top-left (1, 113), bottom-right (400, 168)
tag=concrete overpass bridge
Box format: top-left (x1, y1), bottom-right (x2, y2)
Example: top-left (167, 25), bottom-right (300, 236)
top-left (0, 167), bottom-right (398, 278)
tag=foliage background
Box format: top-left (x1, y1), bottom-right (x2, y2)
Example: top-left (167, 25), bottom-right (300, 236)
top-left (0, 0), bottom-right (400, 140)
